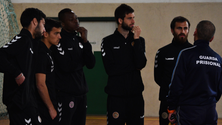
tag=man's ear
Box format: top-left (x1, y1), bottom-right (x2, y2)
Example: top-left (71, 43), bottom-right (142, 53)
top-left (32, 18), bottom-right (38, 27)
top-left (43, 31), bottom-right (48, 38)
top-left (210, 36), bottom-right (214, 42)
top-left (193, 29), bottom-right (197, 36)
top-left (118, 18), bottom-right (123, 25)
top-left (61, 22), bottom-right (65, 27)
top-left (171, 29), bottom-right (174, 34)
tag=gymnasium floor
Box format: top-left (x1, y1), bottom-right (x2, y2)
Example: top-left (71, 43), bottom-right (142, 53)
top-left (0, 116), bottom-right (222, 125)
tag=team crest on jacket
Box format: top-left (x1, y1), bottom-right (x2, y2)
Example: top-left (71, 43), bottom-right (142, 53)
top-left (112, 112), bottom-right (119, 119)
top-left (79, 42), bottom-right (83, 49)
top-left (131, 41), bottom-right (135, 46)
top-left (161, 112), bottom-right (168, 119)
top-left (69, 101), bottom-right (74, 108)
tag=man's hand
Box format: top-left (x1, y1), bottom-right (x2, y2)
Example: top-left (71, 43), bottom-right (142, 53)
top-left (49, 107), bottom-right (57, 120)
top-left (132, 26), bottom-right (141, 39)
top-left (15, 73), bottom-right (25, 86)
top-left (77, 27), bottom-right (88, 43)
top-left (168, 110), bottom-right (177, 124)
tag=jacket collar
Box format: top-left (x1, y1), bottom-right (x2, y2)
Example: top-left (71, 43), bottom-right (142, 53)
top-left (61, 28), bottom-right (77, 37)
top-left (114, 28), bottom-right (134, 39)
top-left (194, 40), bottom-right (209, 45)
top-left (20, 28), bottom-right (34, 40)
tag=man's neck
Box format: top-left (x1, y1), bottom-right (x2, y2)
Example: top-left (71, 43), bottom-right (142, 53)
top-left (118, 26), bottom-right (129, 38)
top-left (42, 39), bottom-right (51, 49)
top-left (24, 27), bottom-right (35, 39)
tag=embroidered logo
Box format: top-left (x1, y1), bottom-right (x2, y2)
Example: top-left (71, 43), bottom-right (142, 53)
top-left (112, 112), bottom-right (119, 119)
top-left (68, 48), bottom-right (73, 50)
top-left (113, 46), bottom-right (120, 49)
top-left (162, 112), bottom-right (168, 119)
top-left (165, 57), bottom-right (174, 60)
top-left (69, 101), bottom-right (75, 108)
top-left (131, 41), bottom-right (135, 46)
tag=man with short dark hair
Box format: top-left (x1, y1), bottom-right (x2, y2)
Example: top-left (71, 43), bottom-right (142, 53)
top-left (154, 16), bottom-right (192, 125)
top-left (101, 4), bottom-right (147, 125)
top-left (0, 8), bottom-right (46, 125)
top-left (36, 18), bottom-right (61, 125)
top-left (167, 20), bottom-right (222, 125)
top-left (51, 8), bottom-right (95, 125)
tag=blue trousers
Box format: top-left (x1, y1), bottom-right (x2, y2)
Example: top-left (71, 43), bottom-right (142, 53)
top-left (176, 103), bottom-right (217, 125)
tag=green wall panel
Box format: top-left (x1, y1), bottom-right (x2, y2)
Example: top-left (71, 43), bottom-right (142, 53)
top-left (84, 51), bottom-right (108, 115)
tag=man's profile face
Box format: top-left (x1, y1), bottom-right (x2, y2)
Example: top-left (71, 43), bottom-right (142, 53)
top-left (47, 27), bottom-right (61, 46)
top-left (121, 13), bottom-right (135, 31)
top-left (34, 18), bottom-right (45, 39)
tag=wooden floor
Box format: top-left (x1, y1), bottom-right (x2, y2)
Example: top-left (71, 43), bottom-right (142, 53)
top-left (0, 115), bottom-right (222, 125)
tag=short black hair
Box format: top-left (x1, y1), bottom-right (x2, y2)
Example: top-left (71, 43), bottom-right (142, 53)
top-left (114, 4), bottom-right (134, 24)
top-left (58, 8), bottom-right (72, 23)
top-left (20, 8), bottom-right (46, 28)
top-left (170, 16), bottom-right (190, 29)
top-left (196, 20), bottom-right (215, 41)
top-left (45, 18), bottom-right (61, 33)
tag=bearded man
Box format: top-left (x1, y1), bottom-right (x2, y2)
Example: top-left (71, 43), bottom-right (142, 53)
top-left (101, 4), bottom-right (147, 125)
top-left (154, 16), bottom-right (193, 125)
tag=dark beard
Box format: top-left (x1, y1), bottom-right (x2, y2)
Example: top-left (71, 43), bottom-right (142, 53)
top-left (34, 24), bottom-right (42, 40)
top-left (122, 22), bottom-right (132, 31)
top-left (174, 33), bottom-right (188, 44)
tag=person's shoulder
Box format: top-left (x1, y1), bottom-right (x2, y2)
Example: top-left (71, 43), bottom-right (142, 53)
top-left (186, 42), bottom-right (193, 47)
top-left (102, 34), bottom-right (115, 44)
top-left (139, 36), bottom-right (145, 40)
top-left (103, 33), bottom-right (115, 40)
top-left (8, 34), bottom-right (28, 46)
top-left (179, 46), bottom-right (196, 57)
top-left (211, 50), bottom-right (222, 62)
top-left (158, 43), bottom-right (173, 51)
top-left (137, 36), bottom-right (145, 43)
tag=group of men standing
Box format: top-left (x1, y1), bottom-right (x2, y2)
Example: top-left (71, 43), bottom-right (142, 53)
top-left (0, 3), bottom-right (221, 125)
top-left (0, 7), bottom-right (95, 125)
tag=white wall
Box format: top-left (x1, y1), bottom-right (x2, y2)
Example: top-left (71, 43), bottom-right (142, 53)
top-left (10, 0), bottom-right (222, 3)
top-left (80, 21), bottom-right (117, 52)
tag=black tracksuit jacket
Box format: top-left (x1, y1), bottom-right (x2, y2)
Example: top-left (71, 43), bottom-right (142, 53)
top-left (154, 39), bottom-right (193, 101)
top-left (0, 29), bottom-right (38, 110)
top-left (51, 29), bottom-right (95, 96)
top-left (101, 29), bottom-right (147, 97)
top-left (36, 41), bottom-right (56, 106)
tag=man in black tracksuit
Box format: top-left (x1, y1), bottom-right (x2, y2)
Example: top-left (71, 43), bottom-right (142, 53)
top-left (154, 16), bottom-right (192, 125)
top-left (51, 8), bottom-right (95, 125)
top-left (36, 18), bottom-right (61, 125)
top-left (101, 4), bottom-right (147, 125)
top-left (167, 20), bottom-right (222, 125)
top-left (0, 8), bottom-right (46, 125)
